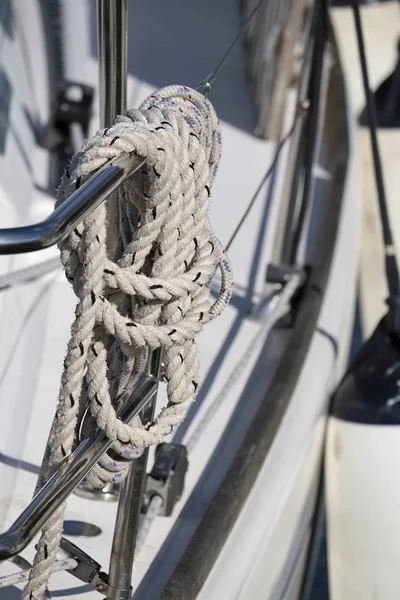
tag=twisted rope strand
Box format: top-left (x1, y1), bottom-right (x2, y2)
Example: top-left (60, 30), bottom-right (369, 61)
top-left (23, 86), bottom-right (232, 599)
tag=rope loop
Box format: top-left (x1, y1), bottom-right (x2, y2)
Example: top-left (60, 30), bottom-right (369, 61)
top-left (23, 86), bottom-right (233, 600)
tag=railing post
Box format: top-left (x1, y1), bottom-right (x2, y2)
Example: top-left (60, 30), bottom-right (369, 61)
top-left (97, 0), bottom-right (128, 252)
top-left (96, 3), bottom-right (161, 597)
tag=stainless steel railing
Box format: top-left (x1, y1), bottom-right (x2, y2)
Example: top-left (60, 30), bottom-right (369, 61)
top-left (0, 374), bottom-right (158, 561)
top-left (0, 154), bottom-right (145, 255)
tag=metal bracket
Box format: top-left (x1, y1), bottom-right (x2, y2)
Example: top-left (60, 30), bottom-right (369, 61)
top-left (91, 573), bottom-right (132, 600)
top-left (59, 537), bottom-right (102, 585)
top-left (266, 262), bottom-right (305, 286)
top-left (143, 443), bottom-right (188, 517)
top-left (250, 263), bottom-right (306, 321)
top-left (58, 538), bottom-right (131, 599)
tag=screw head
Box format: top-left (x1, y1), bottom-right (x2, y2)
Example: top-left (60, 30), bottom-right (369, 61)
top-left (95, 582), bottom-right (106, 593)
top-left (298, 98), bottom-right (310, 116)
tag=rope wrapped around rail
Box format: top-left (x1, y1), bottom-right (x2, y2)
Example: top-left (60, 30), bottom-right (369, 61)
top-left (22, 85), bottom-right (233, 599)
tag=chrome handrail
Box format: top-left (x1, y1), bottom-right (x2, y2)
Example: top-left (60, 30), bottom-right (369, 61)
top-left (0, 374), bottom-right (158, 561)
top-left (0, 154), bottom-right (145, 255)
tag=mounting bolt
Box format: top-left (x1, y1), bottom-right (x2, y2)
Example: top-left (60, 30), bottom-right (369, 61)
top-left (95, 582), bottom-right (106, 593)
top-left (298, 98), bottom-right (310, 116)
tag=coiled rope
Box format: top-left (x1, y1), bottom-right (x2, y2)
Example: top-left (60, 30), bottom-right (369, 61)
top-left (22, 85), bottom-right (232, 600)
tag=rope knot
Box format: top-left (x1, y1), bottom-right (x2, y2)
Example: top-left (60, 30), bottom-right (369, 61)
top-left (55, 85), bottom-right (233, 471)
top-left (24, 85), bottom-right (233, 600)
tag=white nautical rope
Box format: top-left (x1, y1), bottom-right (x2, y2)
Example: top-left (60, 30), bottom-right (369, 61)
top-left (135, 494), bottom-right (164, 557)
top-left (0, 559), bottom-right (77, 590)
top-left (22, 85), bottom-right (232, 600)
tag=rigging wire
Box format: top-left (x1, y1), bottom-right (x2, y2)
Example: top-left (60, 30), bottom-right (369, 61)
top-left (196, 0), bottom-right (297, 252)
top-left (351, 0), bottom-right (400, 333)
top-left (226, 117), bottom-right (298, 253)
top-left (197, 0), bottom-right (263, 95)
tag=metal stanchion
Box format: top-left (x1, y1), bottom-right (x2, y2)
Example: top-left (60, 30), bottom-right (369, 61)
top-left (96, 3), bottom-right (161, 597)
